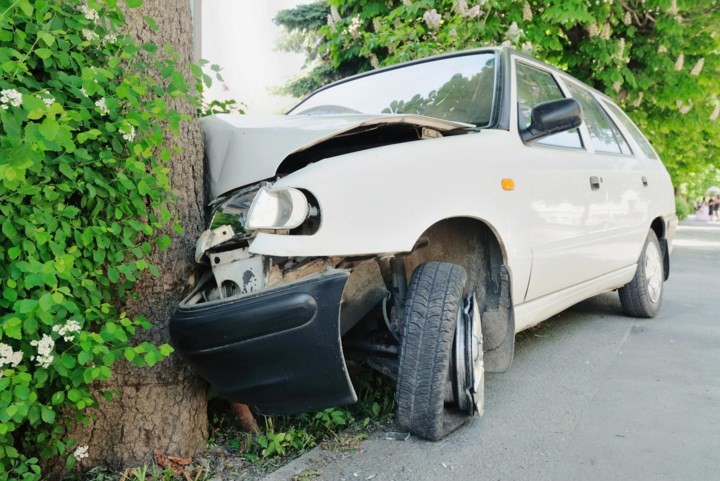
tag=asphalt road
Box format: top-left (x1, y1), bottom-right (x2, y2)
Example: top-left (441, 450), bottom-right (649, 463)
top-left (266, 221), bottom-right (720, 481)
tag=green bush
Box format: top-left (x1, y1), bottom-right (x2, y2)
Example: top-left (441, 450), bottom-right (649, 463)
top-left (675, 196), bottom-right (693, 220)
top-left (0, 0), bottom-right (204, 477)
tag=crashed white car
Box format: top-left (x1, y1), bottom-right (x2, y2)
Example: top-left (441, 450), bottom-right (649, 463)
top-left (170, 47), bottom-right (677, 440)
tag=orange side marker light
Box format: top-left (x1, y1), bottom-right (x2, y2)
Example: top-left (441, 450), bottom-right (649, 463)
top-left (501, 178), bottom-right (515, 191)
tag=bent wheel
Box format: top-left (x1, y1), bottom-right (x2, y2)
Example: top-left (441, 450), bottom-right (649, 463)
top-left (396, 262), bottom-right (484, 441)
top-left (619, 229), bottom-right (664, 318)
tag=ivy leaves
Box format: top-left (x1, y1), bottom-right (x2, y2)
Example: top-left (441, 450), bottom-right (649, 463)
top-left (0, 0), bottom-right (194, 478)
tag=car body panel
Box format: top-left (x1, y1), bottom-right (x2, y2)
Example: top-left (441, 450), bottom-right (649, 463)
top-left (201, 113), bottom-right (473, 198)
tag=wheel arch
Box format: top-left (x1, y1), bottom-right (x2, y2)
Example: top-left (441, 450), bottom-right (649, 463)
top-left (403, 217), bottom-right (515, 372)
top-left (650, 216), bottom-right (670, 281)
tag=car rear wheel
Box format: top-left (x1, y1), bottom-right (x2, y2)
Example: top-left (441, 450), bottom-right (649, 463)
top-left (396, 262), bottom-right (484, 441)
top-left (619, 230), bottom-right (664, 318)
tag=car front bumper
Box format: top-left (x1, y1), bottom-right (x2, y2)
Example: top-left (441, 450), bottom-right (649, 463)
top-left (169, 269), bottom-right (357, 415)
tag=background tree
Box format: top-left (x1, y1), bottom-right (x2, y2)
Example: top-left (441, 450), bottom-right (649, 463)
top-left (276, 0), bottom-right (720, 196)
top-left (71, 0), bottom-right (208, 469)
top-left (0, 0), bottom-right (207, 477)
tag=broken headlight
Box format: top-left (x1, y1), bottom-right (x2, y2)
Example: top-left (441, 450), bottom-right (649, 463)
top-left (208, 185), bottom-right (262, 236)
top-left (246, 187), bottom-right (310, 231)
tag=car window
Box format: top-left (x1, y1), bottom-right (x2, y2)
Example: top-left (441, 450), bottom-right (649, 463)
top-left (515, 62), bottom-right (582, 149)
top-left (289, 53), bottom-right (497, 127)
top-left (601, 100), bottom-right (658, 159)
top-left (564, 82), bottom-right (632, 155)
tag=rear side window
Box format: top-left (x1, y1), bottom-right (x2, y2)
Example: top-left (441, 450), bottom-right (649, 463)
top-left (516, 62), bottom-right (583, 149)
top-left (601, 100), bottom-right (658, 159)
top-left (565, 82), bottom-right (632, 155)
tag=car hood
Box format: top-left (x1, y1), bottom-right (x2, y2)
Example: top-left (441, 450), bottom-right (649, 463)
top-left (200, 113), bottom-right (473, 197)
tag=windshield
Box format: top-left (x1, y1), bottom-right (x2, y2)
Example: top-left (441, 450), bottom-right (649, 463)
top-left (289, 52), bottom-right (497, 127)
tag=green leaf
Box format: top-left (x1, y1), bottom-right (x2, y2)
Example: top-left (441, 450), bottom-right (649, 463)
top-left (59, 162), bottom-right (75, 179)
top-left (2, 220), bottom-right (18, 240)
top-left (15, 299), bottom-right (38, 314)
top-left (51, 392), bottom-right (65, 405)
top-left (41, 406), bottom-right (55, 424)
top-left (18, 0), bottom-right (33, 16)
top-left (126, 0), bottom-right (142, 7)
top-left (35, 48), bottom-right (52, 60)
top-left (38, 32), bottom-right (55, 46)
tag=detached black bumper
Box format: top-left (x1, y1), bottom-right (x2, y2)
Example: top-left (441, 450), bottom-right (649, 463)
top-left (170, 270), bottom-right (357, 415)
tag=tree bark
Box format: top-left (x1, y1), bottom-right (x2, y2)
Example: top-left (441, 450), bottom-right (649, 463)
top-left (72, 0), bottom-right (208, 469)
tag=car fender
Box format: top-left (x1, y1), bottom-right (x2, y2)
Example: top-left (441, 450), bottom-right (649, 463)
top-left (249, 129), bottom-right (533, 302)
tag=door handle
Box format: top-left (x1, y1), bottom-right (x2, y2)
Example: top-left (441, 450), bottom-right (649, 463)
top-left (589, 176), bottom-right (601, 191)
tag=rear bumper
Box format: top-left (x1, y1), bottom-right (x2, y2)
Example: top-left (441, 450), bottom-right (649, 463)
top-left (170, 270), bottom-right (357, 415)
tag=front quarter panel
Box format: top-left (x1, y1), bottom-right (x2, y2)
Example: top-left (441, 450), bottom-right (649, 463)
top-left (249, 130), bottom-right (534, 303)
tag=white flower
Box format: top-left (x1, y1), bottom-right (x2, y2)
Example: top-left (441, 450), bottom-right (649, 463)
top-left (676, 99), bottom-right (693, 114)
top-left (521, 42), bottom-right (533, 52)
top-left (674, 53), bottom-right (684, 71)
top-left (612, 81), bottom-right (622, 92)
top-left (600, 23), bottom-right (611, 40)
top-left (523, 2), bottom-right (533, 21)
top-left (330, 6), bottom-right (341, 23)
top-left (587, 23), bottom-right (599, 37)
top-left (42, 96), bottom-right (55, 107)
top-left (80, 87), bottom-right (89, 97)
top-left (79, 5), bottom-right (99, 22)
top-left (73, 445), bottom-right (89, 461)
top-left (30, 334), bottom-right (54, 369)
top-left (347, 15), bottom-right (362, 38)
top-left (0, 343), bottom-right (24, 373)
top-left (456, 0), bottom-right (481, 18)
top-left (82, 29), bottom-right (99, 42)
top-left (402, 0), bottom-right (412, 6)
top-left (449, 27), bottom-right (458, 37)
top-left (121, 126), bottom-right (136, 142)
top-left (506, 22), bottom-right (523, 43)
top-left (104, 32), bottom-right (118, 44)
top-left (0, 88), bottom-right (23, 109)
top-left (95, 98), bottom-right (109, 115)
top-left (710, 103), bottom-right (720, 121)
top-left (624, 12), bottom-right (632, 25)
top-left (632, 92), bottom-right (644, 107)
top-left (690, 58), bottom-right (704, 76)
top-left (53, 319), bottom-right (82, 342)
top-left (423, 9), bottom-right (441, 30)
top-left (658, 45), bottom-right (668, 54)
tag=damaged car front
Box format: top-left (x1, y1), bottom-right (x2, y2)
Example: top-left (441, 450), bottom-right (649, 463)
top-left (169, 49), bottom-right (501, 416)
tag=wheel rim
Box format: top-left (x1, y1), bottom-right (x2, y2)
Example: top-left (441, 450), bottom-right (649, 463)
top-left (644, 240), bottom-right (663, 304)
top-left (451, 294), bottom-right (484, 415)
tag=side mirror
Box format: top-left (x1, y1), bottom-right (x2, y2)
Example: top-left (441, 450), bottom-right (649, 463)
top-left (521, 98), bottom-right (582, 142)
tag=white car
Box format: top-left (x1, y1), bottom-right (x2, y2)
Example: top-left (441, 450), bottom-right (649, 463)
top-left (170, 47), bottom-right (677, 440)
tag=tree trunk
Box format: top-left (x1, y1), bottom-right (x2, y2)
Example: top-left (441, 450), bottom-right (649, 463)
top-left (72, 0), bottom-right (208, 468)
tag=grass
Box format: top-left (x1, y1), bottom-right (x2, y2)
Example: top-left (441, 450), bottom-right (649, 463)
top-left (216, 364), bottom-right (397, 468)
top-left (63, 364), bottom-right (396, 480)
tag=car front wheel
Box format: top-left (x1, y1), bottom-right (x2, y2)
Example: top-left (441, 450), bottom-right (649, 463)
top-left (396, 262), bottom-right (483, 440)
top-left (619, 229), bottom-right (664, 318)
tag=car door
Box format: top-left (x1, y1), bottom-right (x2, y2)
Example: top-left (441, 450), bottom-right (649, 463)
top-left (559, 80), bottom-right (649, 273)
top-left (513, 60), bottom-right (609, 302)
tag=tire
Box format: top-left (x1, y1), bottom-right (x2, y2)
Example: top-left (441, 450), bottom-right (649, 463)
top-left (619, 230), bottom-right (664, 318)
top-left (396, 262), bottom-right (469, 441)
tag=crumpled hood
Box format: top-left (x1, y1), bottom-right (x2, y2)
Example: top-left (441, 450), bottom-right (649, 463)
top-left (200, 113), bottom-right (472, 197)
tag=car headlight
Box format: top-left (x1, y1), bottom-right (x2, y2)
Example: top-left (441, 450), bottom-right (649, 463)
top-left (246, 187), bottom-right (310, 230)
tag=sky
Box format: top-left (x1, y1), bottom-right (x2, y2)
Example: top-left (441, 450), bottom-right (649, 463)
top-left (201, 0), bottom-right (317, 115)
